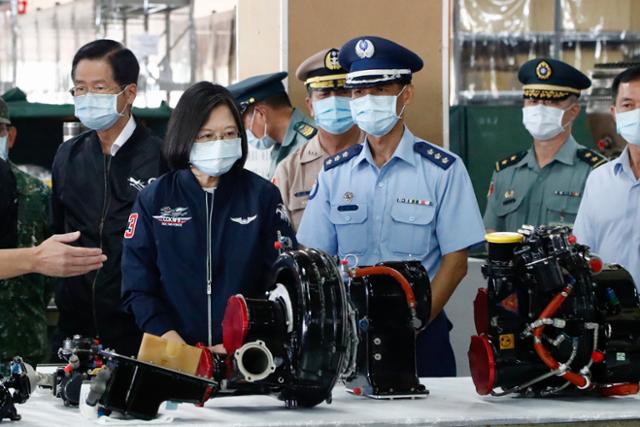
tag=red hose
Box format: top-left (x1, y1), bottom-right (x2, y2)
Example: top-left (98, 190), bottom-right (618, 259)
top-left (531, 286), bottom-right (588, 389)
top-left (352, 266), bottom-right (417, 309)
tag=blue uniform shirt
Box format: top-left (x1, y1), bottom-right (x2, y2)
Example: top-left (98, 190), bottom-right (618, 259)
top-left (297, 126), bottom-right (485, 281)
top-left (573, 147), bottom-right (640, 288)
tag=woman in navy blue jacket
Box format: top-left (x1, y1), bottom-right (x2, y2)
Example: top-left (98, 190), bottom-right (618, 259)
top-left (121, 82), bottom-right (296, 351)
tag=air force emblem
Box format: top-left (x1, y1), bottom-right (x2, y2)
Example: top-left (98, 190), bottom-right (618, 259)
top-left (355, 39), bottom-right (375, 59)
top-left (230, 215), bottom-right (258, 225)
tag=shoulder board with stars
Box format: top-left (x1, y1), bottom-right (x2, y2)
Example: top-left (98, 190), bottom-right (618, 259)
top-left (495, 151), bottom-right (527, 172)
top-left (293, 122), bottom-right (317, 140)
top-left (577, 148), bottom-right (607, 169)
top-left (324, 144), bottom-right (363, 171)
top-left (413, 141), bottom-right (456, 170)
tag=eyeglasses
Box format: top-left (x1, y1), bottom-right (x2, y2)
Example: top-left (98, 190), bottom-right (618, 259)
top-left (195, 129), bottom-right (240, 143)
top-left (0, 124), bottom-right (11, 134)
top-left (69, 84), bottom-right (125, 97)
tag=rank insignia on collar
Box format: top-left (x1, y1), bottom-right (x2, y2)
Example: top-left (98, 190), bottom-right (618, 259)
top-left (294, 122), bottom-right (317, 139)
top-left (413, 141), bottom-right (456, 170)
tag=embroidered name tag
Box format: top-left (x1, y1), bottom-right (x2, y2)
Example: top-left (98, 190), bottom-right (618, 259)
top-left (337, 204), bottom-right (359, 212)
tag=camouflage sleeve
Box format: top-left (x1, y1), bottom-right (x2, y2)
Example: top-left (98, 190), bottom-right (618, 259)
top-left (41, 187), bottom-right (56, 297)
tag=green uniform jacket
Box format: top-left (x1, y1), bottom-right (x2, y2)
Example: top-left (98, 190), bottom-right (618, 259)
top-left (483, 136), bottom-right (607, 232)
top-left (268, 108), bottom-right (317, 178)
top-left (0, 163), bottom-right (53, 374)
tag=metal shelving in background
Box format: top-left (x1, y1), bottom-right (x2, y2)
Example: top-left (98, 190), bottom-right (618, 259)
top-left (0, 0), bottom-right (236, 107)
top-left (451, 0), bottom-right (640, 106)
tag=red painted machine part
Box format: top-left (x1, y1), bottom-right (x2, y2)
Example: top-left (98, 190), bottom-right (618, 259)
top-left (222, 294), bottom-right (250, 355)
top-left (468, 335), bottom-right (496, 395)
top-left (599, 383), bottom-right (640, 397)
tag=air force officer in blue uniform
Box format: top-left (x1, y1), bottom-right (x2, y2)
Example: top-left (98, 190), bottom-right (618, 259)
top-left (297, 36), bottom-right (485, 376)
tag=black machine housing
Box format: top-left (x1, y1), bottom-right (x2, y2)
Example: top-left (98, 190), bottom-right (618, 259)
top-left (0, 358), bottom-right (31, 422)
top-left (469, 225), bottom-right (640, 397)
top-left (37, 335), bottom-right (105, 407)
top-left (93, 248), bottom-right (431, 420)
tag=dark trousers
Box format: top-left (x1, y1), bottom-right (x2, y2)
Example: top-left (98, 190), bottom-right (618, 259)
top-left (416, 311), bottom-right (456, 377)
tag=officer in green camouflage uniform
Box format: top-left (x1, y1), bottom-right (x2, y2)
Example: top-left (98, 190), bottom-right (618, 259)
top-left (484, 58), bottom-right (607, 232)
top-left (0, 97), bottom-right (53, 376)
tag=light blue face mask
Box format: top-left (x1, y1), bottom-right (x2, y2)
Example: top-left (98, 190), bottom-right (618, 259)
top-left (350, 86), bottom-right (407, 137)
top-left (190, 137), bottom-right (242, 177)
top-left (616, 108), bottom-right (640, 146)
top-left (246, 109), bottom-right (276, 150)
top-left (0, 136), bottom-right (7, 161)
top-left (73, 88), bottom-right (126, 131)
top-left (312, 96), bottom-right (354, 135)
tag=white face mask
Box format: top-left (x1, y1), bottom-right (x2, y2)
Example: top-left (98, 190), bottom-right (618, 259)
top-left (189, 138), bottom-right (242, 177)
top-left (245, 109), bottom-right (276, 150)
top-left (616, 108), bottom-right (640, 146)
top-left (350, 85), bottom-right (407, 137)
top-left (74, 88), bottom-right (127, 131)
top-left (0, 136), bottom-right (7, 161)
top-left (522, 104), bottom-right (571, 141)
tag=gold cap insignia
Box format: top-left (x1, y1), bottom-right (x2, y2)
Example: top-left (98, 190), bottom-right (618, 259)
top-left (324, 49), bottom-right (341, 71)
top-left (536, 61), bottom-right (552, 80)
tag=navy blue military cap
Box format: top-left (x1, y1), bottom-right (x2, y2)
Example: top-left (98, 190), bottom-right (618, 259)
top-left (518, 58), bottom-right (591, 100)
top-left (227, 71), bottom-right (288, 114)
top-left (338, 36), bottom-right (423, 88)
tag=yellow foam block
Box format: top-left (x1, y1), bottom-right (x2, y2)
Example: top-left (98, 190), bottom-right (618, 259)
top-left (136, 333), bottom-right (203, 375)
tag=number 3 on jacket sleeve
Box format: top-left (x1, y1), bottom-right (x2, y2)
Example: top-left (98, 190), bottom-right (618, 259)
top-left (124, 213), bottom-right (139, 239)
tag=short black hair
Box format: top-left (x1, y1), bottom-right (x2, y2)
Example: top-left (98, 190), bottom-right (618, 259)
top-left (72, 39), bottom-right (140, 86)
top-left (612, 65), bottom-right (640, 103)
top-left (262, 92), bottom-right (292, 109)
top-left (164, 81), bottom-right (247, 171)
top-left (244, 92), bottom-right (293, 117)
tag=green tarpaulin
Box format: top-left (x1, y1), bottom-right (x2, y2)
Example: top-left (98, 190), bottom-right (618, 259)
top-left (1, 87), bottom-right (172, 120)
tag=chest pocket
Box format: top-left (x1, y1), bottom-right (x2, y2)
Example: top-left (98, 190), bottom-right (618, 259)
top-left (546, 192), bottom-right (581, 227)
top-left (329, 203), bottom-right (368, 255)
top-left (389, 202), bottom-right (435, 257)
top-left (288, 191), bottom-right (310, 215)
top-left (493, 194), bottom-right (526, 231)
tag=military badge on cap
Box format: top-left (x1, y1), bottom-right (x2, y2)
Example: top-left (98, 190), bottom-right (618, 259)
top-left (227, 72), bottom-right (288, 114)
top-left (535, 61), bottom-right (552, 80)
top-left (355, 39), bottom-right (375, 59)
top-left (296, 48), bottom-right (347, 90)
top-left (519, 57), bottom-right (590, 100)
top-left (339, 36), bottom-right (423, 88)
top-left (325, 49), bottom-right (341, 71)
